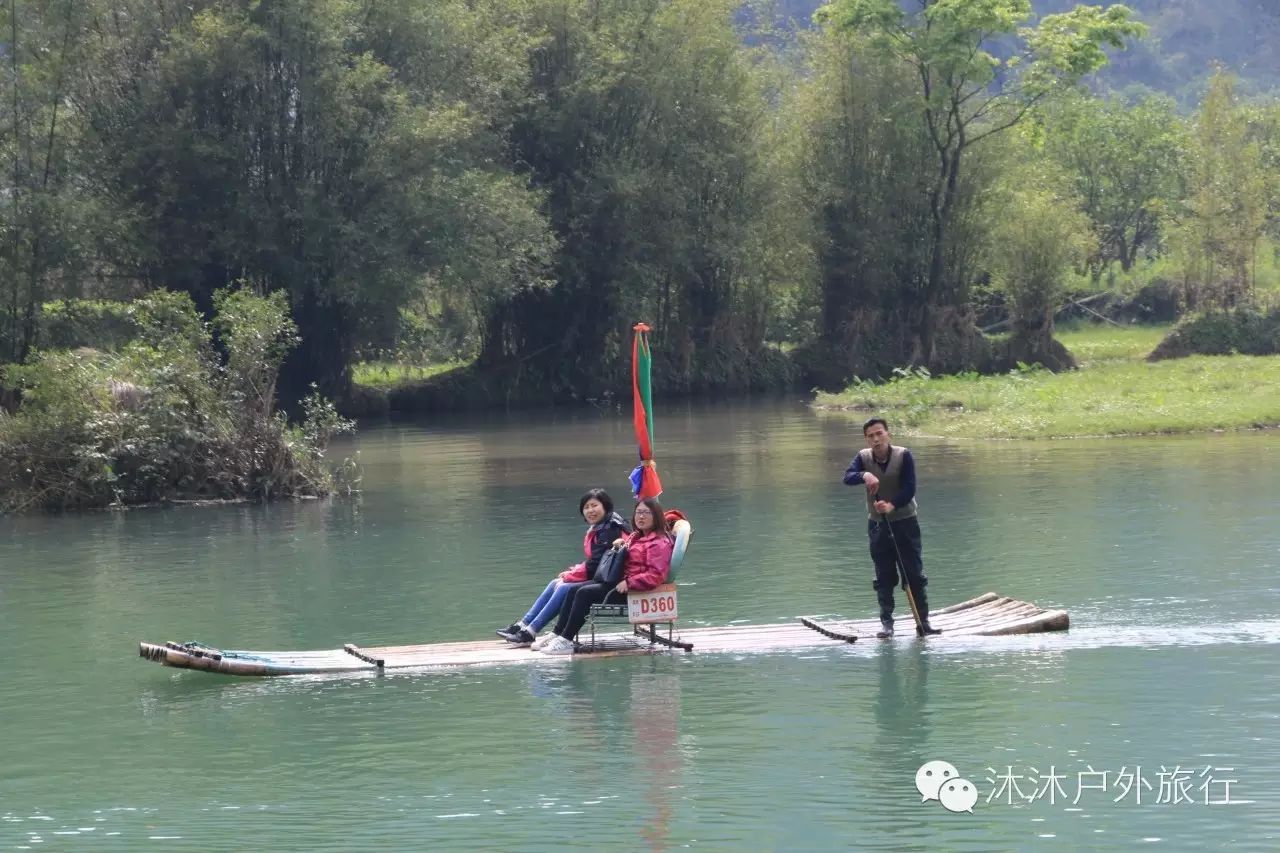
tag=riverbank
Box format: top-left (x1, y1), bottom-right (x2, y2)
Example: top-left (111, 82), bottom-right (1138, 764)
top-left (343, 358), bottom-right (569, 418)
top-left (813, 324), bottom-right (1280, 438)
top-left (344, 344), bottom-right (798, 418)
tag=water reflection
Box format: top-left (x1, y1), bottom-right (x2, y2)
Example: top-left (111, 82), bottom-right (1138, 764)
top-left (632, 671), bottom-right (681, 852)
top-left (869, 642), bottom-right (932, 832)
top-left (873, 643), bottom-right (930, 745)
top-left (522, 662), bottom-right (684, 850)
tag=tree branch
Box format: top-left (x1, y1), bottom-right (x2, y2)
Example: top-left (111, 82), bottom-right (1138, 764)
top-left (964, 93), bottom-right (1047, 149)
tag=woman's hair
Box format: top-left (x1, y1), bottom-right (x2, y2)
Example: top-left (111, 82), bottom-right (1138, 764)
top-left (632, 497), bottom-right (670, 536)
top-left (578, 488), bottom-right (614, 518)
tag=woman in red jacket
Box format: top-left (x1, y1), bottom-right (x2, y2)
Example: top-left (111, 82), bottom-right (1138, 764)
top-left (538, 497), bottom-right (675, 655)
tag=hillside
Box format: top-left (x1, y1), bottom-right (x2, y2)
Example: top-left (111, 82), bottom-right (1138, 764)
top-left (771, 0), bottom-right (1280, 101)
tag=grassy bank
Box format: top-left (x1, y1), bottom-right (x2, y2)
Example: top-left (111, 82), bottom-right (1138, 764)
top-left (351, 359), bottom-right (470, 389)
top-left (346, 357), bottom-right (558, 417)
top-left (814, 324), bottom-right (1280, 438)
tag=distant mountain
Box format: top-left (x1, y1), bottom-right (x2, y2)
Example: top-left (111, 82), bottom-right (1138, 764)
top-left (769, 0), bottom-right (1280, 101)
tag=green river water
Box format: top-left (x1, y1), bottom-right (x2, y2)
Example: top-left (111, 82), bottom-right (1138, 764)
top-left (1, 400), bottom-right (1277, 851)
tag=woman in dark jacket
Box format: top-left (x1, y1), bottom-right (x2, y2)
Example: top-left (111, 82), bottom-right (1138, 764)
top-left (496, 488), bottom-right (630, 645)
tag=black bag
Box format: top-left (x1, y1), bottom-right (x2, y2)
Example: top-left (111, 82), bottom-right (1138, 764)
top-left (594, 544), bottom-right (630, 585)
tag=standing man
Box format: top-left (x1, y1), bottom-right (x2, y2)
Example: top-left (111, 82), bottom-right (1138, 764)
top-left (843, 417), bottom-right (940, 638)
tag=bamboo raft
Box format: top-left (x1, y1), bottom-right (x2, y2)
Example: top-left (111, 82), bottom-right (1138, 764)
top-left (138, 592), bottom-right (1066, 676)
top-left (798, 590), bottom-right (1069, 642)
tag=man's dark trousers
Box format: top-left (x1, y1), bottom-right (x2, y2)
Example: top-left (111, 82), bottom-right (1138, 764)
top-left (868, 516), bottom-right (928, 627)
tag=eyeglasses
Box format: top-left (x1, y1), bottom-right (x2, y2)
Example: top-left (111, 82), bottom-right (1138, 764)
top-left (634, 509), bottom-right (654, 516)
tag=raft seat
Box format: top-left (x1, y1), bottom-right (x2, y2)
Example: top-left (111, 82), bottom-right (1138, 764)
top-left (581, 518), bottom-right (693, 652)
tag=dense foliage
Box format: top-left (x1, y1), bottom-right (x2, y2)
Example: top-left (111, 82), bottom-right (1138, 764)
top-left (0, 289), bottom-right (353, 511)
top-left (2, 0), bottom-right (1278, 419)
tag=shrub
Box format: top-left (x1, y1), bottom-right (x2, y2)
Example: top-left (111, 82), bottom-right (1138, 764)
top-left (0, 288), bottom-right (354, 512)
top-left (37, 300), bottom-right (138, 350)
top-left (1148, 305), bottom-right (1280, 360)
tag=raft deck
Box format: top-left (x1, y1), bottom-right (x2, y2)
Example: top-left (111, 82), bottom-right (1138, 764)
top-left (799, 589), bottom-right (1069, 642)
top-left (138, 592), bottom-right (1068, 677)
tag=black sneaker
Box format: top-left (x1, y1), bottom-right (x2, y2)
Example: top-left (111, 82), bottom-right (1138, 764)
top-left (919, 625), bottom-right (942, 636)
top-left (876, 621), bottom-right (894, 639)
top-left (512, 628), bottom-right (536, 645)
top-left (495, 623), bottom-right (521, 641)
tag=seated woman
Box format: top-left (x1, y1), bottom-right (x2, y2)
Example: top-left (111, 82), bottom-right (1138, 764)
top-left (536, 497), bottom-right (674, 655)
top-left (496, 488), bottom-right (630, 645)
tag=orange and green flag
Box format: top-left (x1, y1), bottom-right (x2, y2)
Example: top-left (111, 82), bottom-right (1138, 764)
top-left (628, 323), bottom-right (663, 500)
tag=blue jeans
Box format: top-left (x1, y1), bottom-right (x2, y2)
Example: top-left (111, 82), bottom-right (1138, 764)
top-left (521, 578), bottom-right (585, 631)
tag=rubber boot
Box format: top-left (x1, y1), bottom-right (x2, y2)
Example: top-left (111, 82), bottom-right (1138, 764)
top-left (914, 591), bottom-right (941, 636)
top-left (876, 586), bottom-right (896, 638)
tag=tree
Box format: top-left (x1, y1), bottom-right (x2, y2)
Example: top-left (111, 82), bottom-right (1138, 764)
top-left (0, 0), bottom-right (107, 364)
top-left (485, 0), bottom-right (788, 397)
top-left (782, 27), bottom-right (946, 384)
top-left (987, 165), bottom-right (1093, 369)
top-left (1172, 69), bottom-right (1270, 309)
top-left (77, 0), bottom-right (552, 403)
top-left (1253, 102), bottom-right (1280, 250)
top-left (1040, 92), bottom-right (1186, 273)
top-left (814, 0), bottom-right (1144, 361)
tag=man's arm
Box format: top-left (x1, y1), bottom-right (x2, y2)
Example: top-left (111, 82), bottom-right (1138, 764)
top-left (889, 450), bottom-right (916, 508)
top-left (842, 453), bottom-right (867, 485)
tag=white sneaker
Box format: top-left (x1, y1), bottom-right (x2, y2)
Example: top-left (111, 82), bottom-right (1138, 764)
top-left (530, 633), bottom-right (551, 651)
top-left (539, 635), bottom-right (575, 655)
